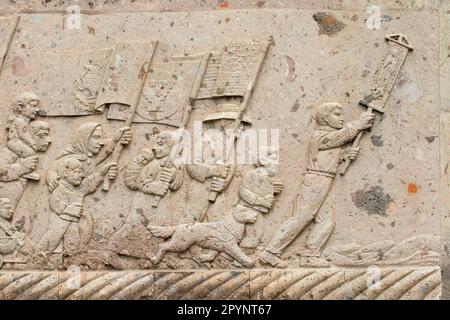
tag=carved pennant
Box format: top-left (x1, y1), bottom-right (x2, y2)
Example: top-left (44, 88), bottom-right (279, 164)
top-left (360, 34), bottom-right (413, 113)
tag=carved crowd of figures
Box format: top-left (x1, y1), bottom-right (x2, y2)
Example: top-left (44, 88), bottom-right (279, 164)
top-left (0, 33), bottom-right (416, 270)
top-left (0, 92), bottom-right (376, 270)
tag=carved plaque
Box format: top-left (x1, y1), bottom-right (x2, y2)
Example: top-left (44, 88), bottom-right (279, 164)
top-left (0, 7), bottom-right (442, 301)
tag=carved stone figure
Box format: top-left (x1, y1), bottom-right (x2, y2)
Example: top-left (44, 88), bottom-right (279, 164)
top-left (105, 131), bottom-right (184, 267)
top-left (0, 120), bottom-right (51, 209)
top-left (6, 93), bottom-right (41, 161)
top-left (46, 122), bottom-right (132, 192)
top-left (186, 103), bottom-right (252, 223)
top-left (0, 198), bottom-right (25, 268)
top-left (259, 103), bottom-right (375, 268)
top-left (37, 158), bottom-right (117, 264)
top-left (150, 146), bottom-right (281, 267)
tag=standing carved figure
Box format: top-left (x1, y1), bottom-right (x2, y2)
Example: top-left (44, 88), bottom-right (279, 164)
top-left (149, 146), bottom-right (281, 267)
top-left (0, 120), bottom-right (52, 209)
top-left (106, 131), bottom-right (184, 267)
top-left (46, 122), bottom-right (132, 192)
top-left (37, 158), bottom-right (116, 262)
top-left (186, 103), bottom-right (251, 223)
top-left (0, 198), bottom-right (25, 268)
top-left (259, 102), bottom-right (374, 268)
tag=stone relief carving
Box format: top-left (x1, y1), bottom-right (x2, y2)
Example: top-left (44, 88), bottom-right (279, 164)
top-left (149, 146), bottom-right (281, 268)
top-left (259, 103), bottom-right (375, 268)
top-left (0, 9), bottom-right (441, 300)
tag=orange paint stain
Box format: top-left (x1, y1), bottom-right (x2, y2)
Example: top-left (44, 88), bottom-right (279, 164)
top-left (407, 183), bottom-right (418, 194)
top-left (218, 1), bottom-right (230, 9)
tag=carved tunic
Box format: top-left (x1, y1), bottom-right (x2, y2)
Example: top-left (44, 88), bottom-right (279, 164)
top-left (49, 174), bottom-right (103, 222)
top-left (239, 169), bottom-right (275, 214)
top-left (307, 123), bottom-right (359, 177)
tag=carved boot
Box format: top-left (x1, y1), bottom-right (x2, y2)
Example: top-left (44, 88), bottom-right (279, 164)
top-left (258, 250), bottom-right (288, 268)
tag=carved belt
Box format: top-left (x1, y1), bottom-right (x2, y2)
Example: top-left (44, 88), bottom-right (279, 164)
top-left (306, 169), bottom-right (336, 178)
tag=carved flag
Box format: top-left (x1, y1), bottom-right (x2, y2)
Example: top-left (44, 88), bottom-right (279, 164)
top-left (360, 34), bottom-right (413, 113)
top-left (4, 42), bottom-right (157, 117)
top-left (107, 58), bottom-right (203, 127)
top-left (193, 40), bottom-right (271, 100)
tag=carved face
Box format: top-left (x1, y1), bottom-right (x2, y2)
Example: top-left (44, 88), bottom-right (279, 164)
top-left (86, 126), bottom-right (105, 155)
top-left (259, 150), bottom-right (279, 176)
top-left (33, 128), bottom-right (52, 152)
top-left (325, 106), bottom-right (344, 129)
top-left (152, 137), bottom-right (171, 159)
top-left (0, 199), bottom-right (13, 220)
top-left (64, 165), bottom-right (85, 186)
top-left (21, 99), bottom-right (40, 119)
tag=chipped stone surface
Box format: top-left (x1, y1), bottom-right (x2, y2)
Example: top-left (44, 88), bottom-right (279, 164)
top-left (0, 1), bottom-right (446, 300)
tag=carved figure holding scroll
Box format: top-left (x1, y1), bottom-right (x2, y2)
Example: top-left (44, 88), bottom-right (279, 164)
top-left (260, 102), bottom-right (374, 268)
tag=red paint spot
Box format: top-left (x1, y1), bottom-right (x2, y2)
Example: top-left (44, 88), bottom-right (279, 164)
top-left (407, 183), bottom-right (418, 194)
top-left (218, 1), bottom-right (230, 9)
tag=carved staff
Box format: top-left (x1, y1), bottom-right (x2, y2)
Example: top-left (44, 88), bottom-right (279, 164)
top-left (339, 34), bottom-right (413, 175)
top-left (207, 37), bottom-right (273, 201)
top-left (102, 41), bottom-right (158, 191)
top-left (149, 54), bottom-right (210, 207)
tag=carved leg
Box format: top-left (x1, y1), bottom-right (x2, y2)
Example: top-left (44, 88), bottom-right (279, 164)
top-left (265, 174), bottom-right (334, 256)
top-left (223, 242), bottom-right (254, 268)
top-left (37, 214), bottom-right (72, 255)
top-left (304, 203), bottom-right (336, 256)
top-left (151, 239), bottom-right (194, 264)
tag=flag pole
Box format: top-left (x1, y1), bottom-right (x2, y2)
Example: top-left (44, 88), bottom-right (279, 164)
top-left (207, 36), bottom-right (274, 202)
top-left (102, 41), bottom-right (158, 191)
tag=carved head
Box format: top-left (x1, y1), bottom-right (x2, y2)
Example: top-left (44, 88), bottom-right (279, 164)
top-left (257, 146), bottom-right (279, 176)
top-left (0, 198), bottom-right (13, 221)
top-left (152, 131), bottom-right (174, 159)
top-left (136, 148), bottom-right (154, 165)
top-left (316, 102), bottom-right (344, 129)
top-left (30, 121), bottom-right (51, 152)
top-left (13, 92), bottom-right (40, 119)
top-left (75, 122), bottom-right (105, 156)
top-left (58, 158), bottom-right (85, 186)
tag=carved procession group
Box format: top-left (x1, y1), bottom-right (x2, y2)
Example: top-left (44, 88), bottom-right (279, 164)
top-left (0, 33), bottom-right (413, 270)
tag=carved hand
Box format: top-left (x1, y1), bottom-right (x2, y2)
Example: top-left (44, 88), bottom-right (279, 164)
top-left (347, 147), bottom-right (360, 161)
top-left (21, 155), bottom-right (39, 172)
top-left (208, 165), bottom-right (230, 179)
top-left (64, 203), bottom-right (83, 218)
top-left (271, 178), bottom-right (283, 193)
top-left (153, 181), bottom-right (169, 196)
top-left (47, 171), bottom-right (60, 192)
top-left (357, 111), bottom-right (375, 130)
top-left (160, 167), bottom-right (176, 184)
top-left (259, 195), bottom-right (275, 208)
top-left (101, 162), bottom-right (118, 180)
top-left (115, 126), bottom-right (133, 145)
top-left (210, 177), bottom-right (227, 192)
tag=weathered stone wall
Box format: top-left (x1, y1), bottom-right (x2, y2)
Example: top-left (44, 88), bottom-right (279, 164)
top-left (0, 0), bottom-right (447, 300)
